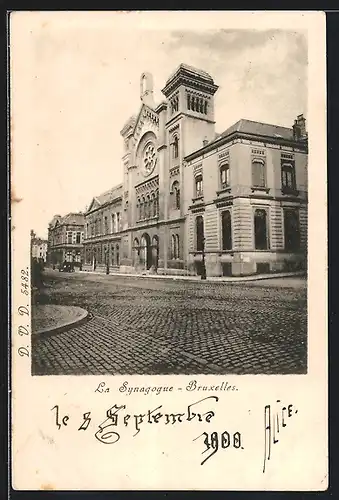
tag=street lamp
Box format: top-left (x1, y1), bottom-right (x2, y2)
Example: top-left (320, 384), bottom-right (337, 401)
top-left (201, 236), bottom-right (207, 280)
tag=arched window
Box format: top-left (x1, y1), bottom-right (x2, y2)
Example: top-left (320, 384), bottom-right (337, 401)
top-left (171, 234), bottom-right (180, 259)
top-left (191, 96), bottom-right (195, 111)
top-left (204, 100), bottom-right (208, 114)
top-left (172, 135), bottom-right (179, 159)
top-left (195, 174), bottom-right (203, 197)
top-left (254, 209), bottom-right (268, 250)
top-left (145, 195), bottom-right (150, 219)
top-left (140, 197), bottom-right (145, 220)
top-left (136, 198), bottom-right (140, 221)
top-left (252, 159), bottom-right (266, 188)
top-left (171, 181), bottom-right (180, 210)
top-left (281, 163), bottom-right (296, 190)
top-left (111, 245), bottom-right (115, 266)
top-left (221, 210), bottom-right (232, 250)
top-left (199, 98), bottom-right (204, 113)
top-left (196, 216), bottom-right (204, 251)
top-left (187, 94), bottom-right (191, 110)
top-left (284, 209), bottom-right (300, 251)
top-left (151, 193), bottom-right (157, 217)
top-left (116, 244), bottom-right (120, 266)
top-left (220, 164), bottom-right (230, 189)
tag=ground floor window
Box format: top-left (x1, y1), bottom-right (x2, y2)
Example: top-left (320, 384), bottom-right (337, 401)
top-left (254, 208), bottom-right (269, 250)
top-left (221, 210), bottom-right (232, 250)
top-left (196, 216), bottom-right (204, 251)
top-left (171, 234), bottom-right (180, 259)
top-left (284, 209), bottom-right (300, 251)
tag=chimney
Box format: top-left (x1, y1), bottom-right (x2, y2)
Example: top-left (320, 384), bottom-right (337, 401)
top-left (297, 114), bottom-right (307, 136)
top-left (293, 114), bottom-right (307, 141)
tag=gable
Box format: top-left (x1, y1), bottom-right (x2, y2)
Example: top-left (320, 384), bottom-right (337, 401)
top-left (133, 103), bottom-right (160, 144)
top-left (87, 197), bottom-right (101, 213)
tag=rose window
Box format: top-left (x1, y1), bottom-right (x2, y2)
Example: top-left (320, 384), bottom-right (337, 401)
top-left (143, 143), bottom-right (156, 175)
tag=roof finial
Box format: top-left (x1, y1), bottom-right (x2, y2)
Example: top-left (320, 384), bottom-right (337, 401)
top-left (140, 72), bottom-right (154, 108)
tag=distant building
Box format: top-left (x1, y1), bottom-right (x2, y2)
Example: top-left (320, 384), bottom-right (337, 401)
top-left (83, 186), bottom-right (122, 271)
top-left (83, 64), bottom-right (308, 276)
top-left (31, 234), bottom-right (48, 263)
top-left (47, 212), bottom-right (85, 267)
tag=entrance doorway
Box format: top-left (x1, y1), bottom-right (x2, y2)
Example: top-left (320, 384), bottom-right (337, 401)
top-left (141, 233), bottom-right (152, 270)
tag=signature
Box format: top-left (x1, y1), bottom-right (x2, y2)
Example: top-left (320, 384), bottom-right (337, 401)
top-left (263, 400), bottom-right (298, 473)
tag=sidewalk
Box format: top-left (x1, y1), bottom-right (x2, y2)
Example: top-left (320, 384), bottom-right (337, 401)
top-left (77, 269), bottom-right (306, 283)
top-left (32, 304), bottom-right (89, 335)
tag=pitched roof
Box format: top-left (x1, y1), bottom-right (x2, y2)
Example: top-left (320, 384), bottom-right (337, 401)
top-left (215, 118), bottom-right (294, 143)
top-left (96, 184), bottom-right (123, 205)
top-left (165, 63), bottom-right (214, 84)
top-left (87, 184), bottom-right (123, 212)
top-left (61, 212), bottom-right (85, 225)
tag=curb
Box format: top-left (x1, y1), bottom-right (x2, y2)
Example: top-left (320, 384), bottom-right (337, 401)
top-left (34, 307), bottom-right (90, 337)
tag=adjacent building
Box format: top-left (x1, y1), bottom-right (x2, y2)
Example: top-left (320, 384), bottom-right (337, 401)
top-left (47, 212), bottom-right (85, 267)
top-left (31, 233), bottom-right (48, 263)
top-left (83, 64), bottom-right (308, 276)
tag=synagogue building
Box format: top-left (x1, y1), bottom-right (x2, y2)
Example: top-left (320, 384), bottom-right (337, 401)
top-left (83, 64), bottom-right (308, 277)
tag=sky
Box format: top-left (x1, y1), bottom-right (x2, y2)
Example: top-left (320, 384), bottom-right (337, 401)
top-left (12, 13), bottom-right (308, 238)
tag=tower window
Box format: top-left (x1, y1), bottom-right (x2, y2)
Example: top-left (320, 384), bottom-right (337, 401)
top-left (187, 94), bottom-right (191, 110)
top-left (172, 135), bottom-right (179, 159)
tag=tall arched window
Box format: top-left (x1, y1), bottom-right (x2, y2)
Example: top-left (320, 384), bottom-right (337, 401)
top-left (196, 216), bottom-right (204, 251)
top-left (172, 135), bottom-right (179, 159)
top-left (111, 245), bottom-right (115, 266)
top-left (171, 234), bottom-right (180, 259)
top-left (171, 181), bottom-right (180, 210)
top-left (252, 159), bottom-right (266, 188)
top-left (199, 98), bottom-right (204, 113)
top-left (221, 210), bottom-right (232, 250)
top-left (281, 163), bottom-right (296, 190)
top-left (140, 197), bottom-right (145, 220)
top-left (220, 164), bottom-right (230, 189)
top-left (254, 209), bottom-right (268, 250)
top-left (204, 100), bottom-right (208, 114)
top-left (191, 96), bottom-right (195, 111)
top-left (145, 195), bottom-right (150, 219)
top-left (187, 94), bottom-right (191, 110)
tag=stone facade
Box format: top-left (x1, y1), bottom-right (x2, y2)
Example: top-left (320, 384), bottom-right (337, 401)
top-left (31, 237), bottom-right (48, 262)
top-left (82, 186), bottom-right (123, 272)
top-left (47, 213), bottom-right (85, 267)
top-left (83, 64), bottom-right (308, 277)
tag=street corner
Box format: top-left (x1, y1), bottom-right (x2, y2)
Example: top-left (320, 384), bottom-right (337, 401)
top-left (32, 304), bottom-right (89, 337)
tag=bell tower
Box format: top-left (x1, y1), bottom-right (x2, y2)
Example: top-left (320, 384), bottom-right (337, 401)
top-left (161, 63), bottom-right (219, 156)
top-left (140, 72), bottom-right (155, 109)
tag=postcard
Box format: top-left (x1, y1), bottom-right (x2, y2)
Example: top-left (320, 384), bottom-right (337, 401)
top-left (10, 10), bottom-right (327, 491)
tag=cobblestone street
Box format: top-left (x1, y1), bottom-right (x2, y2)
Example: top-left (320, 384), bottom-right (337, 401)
top-left (32, 271), bottom-right (307, 375)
